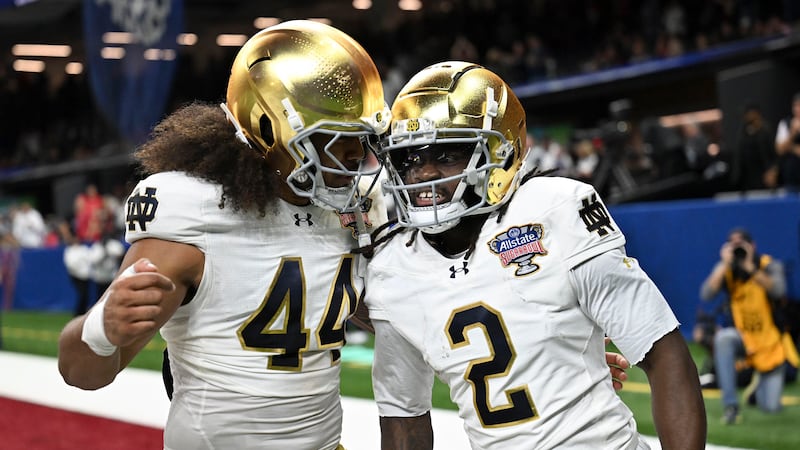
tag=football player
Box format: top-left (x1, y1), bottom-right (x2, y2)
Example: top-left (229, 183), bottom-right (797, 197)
top-left (58, 20), bottom-right (389, 449)
top-left (57, 22), bottom-right (630, 449)
top-left (361, 61), bottom-right (707, 449)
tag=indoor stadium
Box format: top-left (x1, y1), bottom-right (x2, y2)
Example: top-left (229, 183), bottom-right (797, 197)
top-left (1, 1), bottom-right (799, 449)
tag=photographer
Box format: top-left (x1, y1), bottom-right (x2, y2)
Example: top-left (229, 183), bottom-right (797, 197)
top-left (700, 227), bottom-right (789, 425)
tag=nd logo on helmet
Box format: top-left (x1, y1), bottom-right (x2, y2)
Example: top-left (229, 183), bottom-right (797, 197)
top-left (407, 118), bottom-right (420, 132)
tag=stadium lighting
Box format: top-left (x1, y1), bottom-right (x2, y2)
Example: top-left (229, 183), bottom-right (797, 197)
top-left (65, 62), bottom-right (84, 75)
top-left (102, 32), bottom-right (134, 44)
top-left (177, 33), bottom-right (198, 46)
top-left (659, 109), bottom-right (722, 127)
top-left (254, 17), bottom-right (280, 29)
top-left (12, 44), bottom-right (71, 58)
top-left (13, 59), bottom-right (45, 72)
top-left (398, 0), bottom-right (422, 11)
top-left (144, 48), bottom-right (177, 61)
top-left (216, 34), bottom-right (248, 47)
top-left (100, 47), bottom-right (126, 59)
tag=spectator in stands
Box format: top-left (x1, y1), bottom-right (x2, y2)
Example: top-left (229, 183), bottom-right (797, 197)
top-left (102, 183), bottom-right (128, 239)
top-left (43, 215), bottom-right (74, 248)
top-left (0, 217), bottom-right (20, 311)
top-left (63, 238), bottom-right (92, 316)
top-left (88, 218), bottom-right (126, 305)
top-left (73, 183), bottom-right (105, 243)
top-left (700, 227), bottom-right (793, 425)
top-left (527, 132), bottom-right (573, 175)
top-left (572, 137), bottom-right (600, 183)
top-left (681, 121), bottom-right (712, 173)
top-left (10, 201), bottom-right (46, 248)
top-left (731, 103), bottom-right (775, 191)
top-left (774, 91), bottom-right (800, 189)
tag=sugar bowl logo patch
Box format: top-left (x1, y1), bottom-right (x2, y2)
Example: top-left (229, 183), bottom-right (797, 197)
top-left (487, 223), bottom-right (547, 276)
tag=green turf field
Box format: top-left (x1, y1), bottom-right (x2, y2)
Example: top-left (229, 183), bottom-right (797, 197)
top-left (3, 310), bottom-right (799, 449)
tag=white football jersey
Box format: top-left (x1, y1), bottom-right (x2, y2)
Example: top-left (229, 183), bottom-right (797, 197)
top-left (365, 176), bottom-right (679, 449)
top-left (125, 171), bottom-right (384, 449)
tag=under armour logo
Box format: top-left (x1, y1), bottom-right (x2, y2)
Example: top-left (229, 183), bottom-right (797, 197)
top-left (126, 187), bottom-right (158, 232)
top-left (578, 193), bottom-right (615, 237)
top-left (293, 213), bottom-right (313, 226)
top-left (449, 261), bottom-right (469, 278)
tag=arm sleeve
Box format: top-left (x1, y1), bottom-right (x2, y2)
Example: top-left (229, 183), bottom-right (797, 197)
top-left (569, 247), bottom-right (680, 365)
top-left (372, 319), bottom-right (434, 417)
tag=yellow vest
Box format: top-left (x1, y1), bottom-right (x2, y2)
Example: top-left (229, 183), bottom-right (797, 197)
top-left (724, 254), bottom-right (786, 372)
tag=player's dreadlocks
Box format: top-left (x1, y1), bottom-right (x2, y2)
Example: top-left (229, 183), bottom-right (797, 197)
top-left (134, 101), bottom-right (280, 216)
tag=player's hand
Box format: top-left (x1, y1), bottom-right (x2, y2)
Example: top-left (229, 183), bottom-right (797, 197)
top-left (103, 258), bottom-right (176, 348)
top-left (605, 337), bottom-right (630, 391)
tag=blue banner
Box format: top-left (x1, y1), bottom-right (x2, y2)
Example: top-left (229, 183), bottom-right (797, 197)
top-left (83, 0), bottom-right (183, 145)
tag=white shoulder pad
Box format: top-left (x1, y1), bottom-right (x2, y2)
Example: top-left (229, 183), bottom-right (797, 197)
top-left (123, 172), bottom-right (219, 250)
top-left (513, 176), bottom-right (625, 268)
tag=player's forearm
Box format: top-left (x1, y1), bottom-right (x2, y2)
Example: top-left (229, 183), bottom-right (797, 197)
top-left (640, 330), bottom-right (707, 450)
top-left (57, 316), bottom-right (122, 390)
top-left (379, 413), bottom-right (433, 450)
top-left (650, 376), bottom-right (706, 449)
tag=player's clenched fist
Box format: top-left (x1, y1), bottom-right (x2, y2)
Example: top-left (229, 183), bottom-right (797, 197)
top-left (102, 258), bottom-right (176, 349)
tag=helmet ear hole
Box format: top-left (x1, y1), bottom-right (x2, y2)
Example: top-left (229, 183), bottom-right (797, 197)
top-left (260, 115), bottom-right (275, 147)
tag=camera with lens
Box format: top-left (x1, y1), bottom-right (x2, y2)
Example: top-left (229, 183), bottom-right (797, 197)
top-left (731, 245), bottom-right (751, 279)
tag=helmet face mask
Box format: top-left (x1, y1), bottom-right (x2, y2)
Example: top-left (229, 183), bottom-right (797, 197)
top-left (284, 126), bottom-right (382, 211)
top-left (379, 62), bottom-right (526, 233)
top-left (223, 20), bottom-right (390, 212)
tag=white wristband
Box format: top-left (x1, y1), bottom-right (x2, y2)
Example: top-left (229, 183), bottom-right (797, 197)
top-left (81, 294), bottom-right (117, 356)
top-left (80, 263), bottom-right (138, 356)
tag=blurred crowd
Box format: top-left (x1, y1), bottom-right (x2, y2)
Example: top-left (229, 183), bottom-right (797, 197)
top-left (0, 0), bottom-right (798, 225)
top-left (0, 182), bottom-right (126, 312)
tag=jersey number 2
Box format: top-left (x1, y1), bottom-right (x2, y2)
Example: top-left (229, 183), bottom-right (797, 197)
top-left (447, 302), bottom-right (538, 427)
top-left (237, 256), bottom-right (357, 371)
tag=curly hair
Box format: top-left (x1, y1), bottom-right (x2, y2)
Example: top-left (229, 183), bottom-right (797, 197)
top-left (134, 101), bottom-right (279, 216)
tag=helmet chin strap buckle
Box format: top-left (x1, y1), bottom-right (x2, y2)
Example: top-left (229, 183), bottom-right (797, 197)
top-left (282, 98), bottom-right (305, 131)
top-left (482, 87), bottom-right (498, 131)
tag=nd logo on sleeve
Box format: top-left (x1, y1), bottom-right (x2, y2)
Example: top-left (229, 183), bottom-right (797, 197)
top-left (126, 187), bottom-right (159, 232)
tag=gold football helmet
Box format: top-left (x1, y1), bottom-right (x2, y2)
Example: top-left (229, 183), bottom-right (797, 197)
top-left (223, 20), bottom-right (390, 212)
top-left (379, 61), bottom-right (527, 233)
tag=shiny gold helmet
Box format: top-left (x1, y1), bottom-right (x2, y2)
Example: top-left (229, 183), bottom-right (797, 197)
top-left (222, 20), bottom-right (390, 212)
top-left (379, 61), bottom-right (527, 233)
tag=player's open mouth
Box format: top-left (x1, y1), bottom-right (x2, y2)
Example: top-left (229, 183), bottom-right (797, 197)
top-left (413, 190), bottom-right (446, 207)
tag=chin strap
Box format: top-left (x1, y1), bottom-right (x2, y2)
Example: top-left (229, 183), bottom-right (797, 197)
top-left (220, 103), bottom-right (251, 147)
top-left (353, 203), bottom-right (372, 278)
